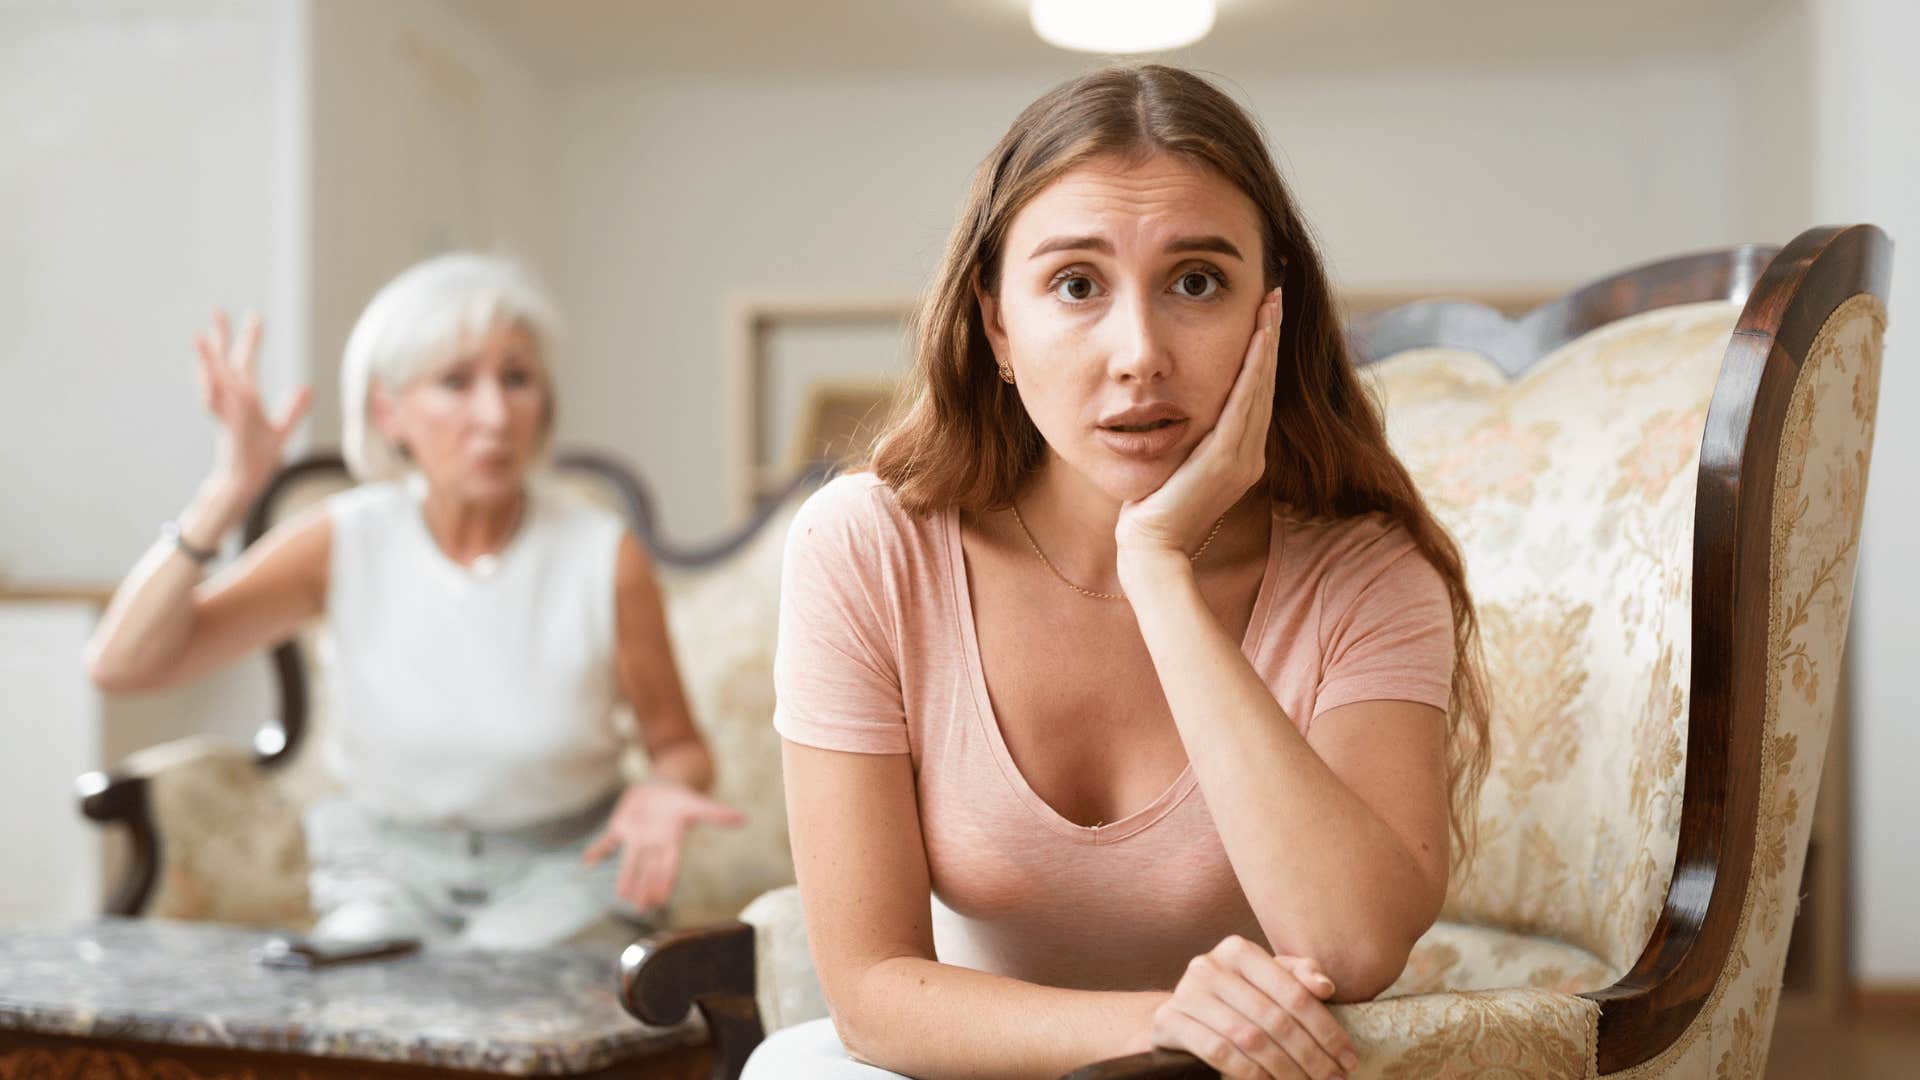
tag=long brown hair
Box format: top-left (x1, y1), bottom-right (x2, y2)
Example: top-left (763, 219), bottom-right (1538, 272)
top-left (867, 64), bottom-right (1490, 872)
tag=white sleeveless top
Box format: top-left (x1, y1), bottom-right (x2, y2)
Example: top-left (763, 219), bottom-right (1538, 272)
top-left (319, 475), bottom-right (627, 829)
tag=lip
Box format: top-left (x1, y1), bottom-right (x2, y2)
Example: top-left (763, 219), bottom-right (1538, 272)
top-left (1094, 417), bottom-right (1188, 459)
top-left (1098, 402), bottom-right (1188, 429)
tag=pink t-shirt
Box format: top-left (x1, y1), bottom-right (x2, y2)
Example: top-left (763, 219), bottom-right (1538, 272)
top-left (774, 473), bottom-right (1455, 992)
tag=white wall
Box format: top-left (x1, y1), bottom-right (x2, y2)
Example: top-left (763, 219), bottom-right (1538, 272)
top-left (1809, 0), bottom-right (1920, 986)
top-left (306, 0), bottom-right (545, 439)
top-left (0, 0), bottom-right (308, 921)
top-left (1727, 0), bottom-right (1814, 243)
top-left (0, 0), bottom-right (303, 583)
top-left (544, 58), bottom-right (1744, 542)
top-left (0, 605), bottom-right (101, 926)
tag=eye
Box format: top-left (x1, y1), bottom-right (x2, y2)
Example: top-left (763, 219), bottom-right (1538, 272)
top-left (1173, 269), bottom-right (1225, 300)
top-left (1050, 272), bottom-right (1101, 304)
top-left (502, 368), bottom-right (534, 389)
top-left (438, 370), bottom-right (472, 391)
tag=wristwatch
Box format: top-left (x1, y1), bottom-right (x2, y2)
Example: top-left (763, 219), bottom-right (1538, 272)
top-left (161, 520), bottom-right (220, 565)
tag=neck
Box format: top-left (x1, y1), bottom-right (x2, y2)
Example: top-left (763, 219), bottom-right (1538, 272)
top-left (418, 481), bottom-right (526, 564)
top-left (1017, 456), bottom-right (1129, 588)
top-left (1014, 457), bottom-right (1269, 592)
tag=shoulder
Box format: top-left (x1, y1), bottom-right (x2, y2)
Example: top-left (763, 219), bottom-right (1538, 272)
top-left (324, 479), bottom-right (408, 525)
top-left (533, 478), bottom-right (626, 536)
top-left (1287, 511), bottom-right (1444, 608)
top-left (787, 471), bottom-right (929, 559)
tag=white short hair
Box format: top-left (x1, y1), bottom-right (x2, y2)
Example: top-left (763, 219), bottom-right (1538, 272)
top-left (340, 253), bottom-right (562, 482)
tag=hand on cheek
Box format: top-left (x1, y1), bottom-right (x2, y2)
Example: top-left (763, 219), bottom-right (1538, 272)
top-left (1114, 287), bottom-right (1283, 566)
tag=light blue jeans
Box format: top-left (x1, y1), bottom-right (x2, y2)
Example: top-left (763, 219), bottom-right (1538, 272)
top-left (302, 789), bottom-right (655, 950)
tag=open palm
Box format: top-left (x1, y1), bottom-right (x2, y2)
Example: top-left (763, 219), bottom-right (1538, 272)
top-left (193, 309), bottom-right (312, 502)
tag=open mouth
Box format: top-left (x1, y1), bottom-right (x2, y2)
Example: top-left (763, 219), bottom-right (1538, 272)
top-left (1103, 418), bottom-right (1182, 433)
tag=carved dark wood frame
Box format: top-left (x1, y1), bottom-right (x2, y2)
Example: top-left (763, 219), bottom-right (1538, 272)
top-left (616, 225), bottom-right (1893, 1080)
top-left (75, 449), bottom-right (830, 921)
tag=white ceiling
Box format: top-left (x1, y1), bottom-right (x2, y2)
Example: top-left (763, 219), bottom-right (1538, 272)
top-left (458, 0), bottom-right (1783, 77)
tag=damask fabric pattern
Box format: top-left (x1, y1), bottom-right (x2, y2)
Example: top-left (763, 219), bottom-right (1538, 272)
top-left (142, 737), bottom-right (316, 927)
top-left (649, 498), bottom-right (805, 926)
top-left (1384, 921), bottom-right (1618, 998)
top-left (1606, 295), bottom-right (1884, 1079)
top-left (1362, 300), bottom-right (1742, 977)
top-left (138, 482), bottom-right (810, 933)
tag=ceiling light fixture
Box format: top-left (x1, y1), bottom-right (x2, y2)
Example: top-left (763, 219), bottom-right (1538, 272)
top-left (1029, 0), bottom-right (1217, 55)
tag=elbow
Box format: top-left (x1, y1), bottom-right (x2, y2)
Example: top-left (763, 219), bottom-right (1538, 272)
top-left (1272, 917), bottom-right (1427, 1004)
top-left (84, 643), bottom-right (143, 695)
top-left (833, 1010), bottom-right (889, 1072)
top-left (1324, 939), bottom-right (1416, 1003)
top-left (824, 958), bottom-right (914, 1072)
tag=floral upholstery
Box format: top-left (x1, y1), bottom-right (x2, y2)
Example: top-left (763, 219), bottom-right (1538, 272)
top-left (129, 466), bottom-right (814, 933)
top-left (649, 499), bottom-right (804, 927)
top-left (733, 293), bottom-right (1885, 1078)
top-left (1605, 294), bottom-right (1884, 1078)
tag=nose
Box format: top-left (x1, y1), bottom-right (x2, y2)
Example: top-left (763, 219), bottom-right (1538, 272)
top-left (471, 374), bottom-right (509, 430)
top-left (1103, 288), bottom-right (1171, 385)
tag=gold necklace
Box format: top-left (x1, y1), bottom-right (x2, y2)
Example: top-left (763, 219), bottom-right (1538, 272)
top-left (1010, 501), bottom-right (1228, 601)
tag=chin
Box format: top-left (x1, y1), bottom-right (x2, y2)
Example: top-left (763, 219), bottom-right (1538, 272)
top-left (462, 467), bottom-right (528, 501)
top-left (1082, 458), bottom-right (1179, 505)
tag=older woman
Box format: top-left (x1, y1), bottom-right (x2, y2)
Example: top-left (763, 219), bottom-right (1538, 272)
top-left (755, 66), bottom-right (1494, 1078)
top-left (86, 254), bottom-right (741, 950)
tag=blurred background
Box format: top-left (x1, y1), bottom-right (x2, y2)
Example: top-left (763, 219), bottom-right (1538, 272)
top-left (2, 0), bottom-right (1914, 1049)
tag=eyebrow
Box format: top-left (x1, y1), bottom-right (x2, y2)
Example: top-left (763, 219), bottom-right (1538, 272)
top-left (1027, 234), bottom-right (1246, 261)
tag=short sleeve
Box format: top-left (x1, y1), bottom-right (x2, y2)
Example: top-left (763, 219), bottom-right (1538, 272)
top-left (1311, 534), bottom-right (1456, 727)
top-left (772, 477), bottom-right (911, 754)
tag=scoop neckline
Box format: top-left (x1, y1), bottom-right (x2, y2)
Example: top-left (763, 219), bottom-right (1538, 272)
top-left (403, 473), bottom-right (538, 586)
top-left (943, 505), bottom-right (1284, 844)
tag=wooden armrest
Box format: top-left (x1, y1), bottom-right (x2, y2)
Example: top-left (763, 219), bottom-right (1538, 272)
top-left (1061, 1049), bottom-right (1213, 1079)
top-left (619, 921), bottom-right (763, 1080)
top-left (74, 736), bottom-right (264, 917)
top-left (75, 768), bottom-right (158, 916)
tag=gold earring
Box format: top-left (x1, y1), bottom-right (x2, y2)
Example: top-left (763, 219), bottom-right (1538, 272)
top-left (997, 362), bottom-right (1015, 384)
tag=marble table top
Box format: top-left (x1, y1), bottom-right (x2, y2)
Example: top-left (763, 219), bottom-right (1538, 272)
top-left (0, 918), bottom-right (703, 1075)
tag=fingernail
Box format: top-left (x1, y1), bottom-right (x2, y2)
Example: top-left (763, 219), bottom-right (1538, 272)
top-left (1342, 1050), bottom-right (1360, 1071)
top-left (1317, 975), bottom-right (1335, 993)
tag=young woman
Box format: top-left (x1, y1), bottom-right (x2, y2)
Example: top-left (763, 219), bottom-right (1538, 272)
top-left (756, 66), bottom-right (1492, 1079)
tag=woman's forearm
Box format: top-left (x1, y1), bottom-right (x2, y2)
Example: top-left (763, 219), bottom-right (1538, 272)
top-left (1119, 550), bottom-right (1434, 997)
top-left (837, 955), bottom-right (1163, 1079)
top-left (645, 736), bottom-right (715, 793)
top-left (86, 476), bottom-right (248, 691)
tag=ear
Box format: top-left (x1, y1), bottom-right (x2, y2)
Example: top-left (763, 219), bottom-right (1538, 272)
top-left (971, 268), bottom-right (1010, 367)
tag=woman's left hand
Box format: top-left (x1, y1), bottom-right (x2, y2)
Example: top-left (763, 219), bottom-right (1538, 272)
top-left (1115, 287), bottom-right (1283, 568)
top-left (583, 781), bottom-right (747, 912)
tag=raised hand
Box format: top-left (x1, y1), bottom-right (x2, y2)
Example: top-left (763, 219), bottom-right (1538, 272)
top-left (1151, 935), bottom-right (1358, 1080)
top-left (192, 309), bottom-right (312, 507)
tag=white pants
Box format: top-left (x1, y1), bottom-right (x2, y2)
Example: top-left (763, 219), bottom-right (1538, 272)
top-left (303, 792), bottom-right (655, 950)
top-left (742, 1018), bottom-right (911, 1078)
